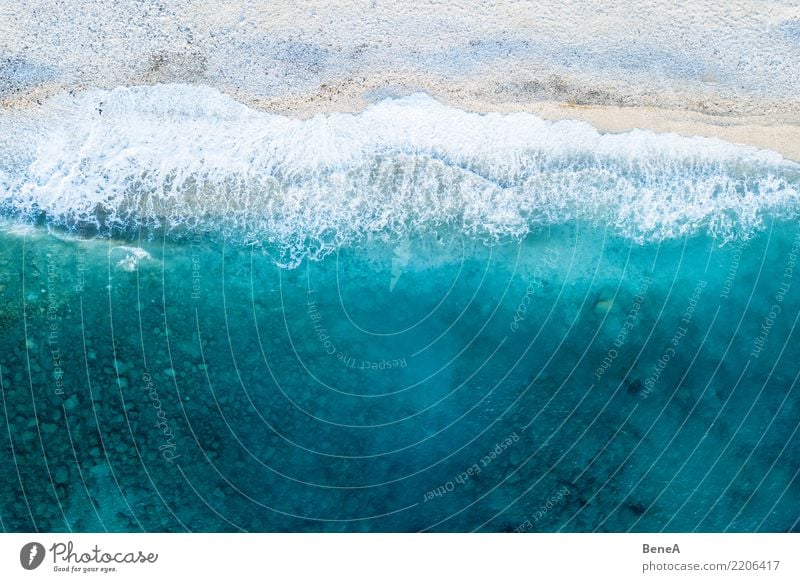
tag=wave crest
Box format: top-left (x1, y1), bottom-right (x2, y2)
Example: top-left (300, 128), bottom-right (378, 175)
top-left (1, 85), bottom-right (798, 264)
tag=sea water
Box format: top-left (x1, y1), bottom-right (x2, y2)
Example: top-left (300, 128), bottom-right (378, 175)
top-left (0, 86), bottom-right (798, 532)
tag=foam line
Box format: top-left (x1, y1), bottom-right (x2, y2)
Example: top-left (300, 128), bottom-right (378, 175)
top-left (1, 85), bottom-right (798, 265)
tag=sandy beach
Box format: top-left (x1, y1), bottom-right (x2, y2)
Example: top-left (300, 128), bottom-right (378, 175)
top-left (1, 1), bottom-right (799, 158)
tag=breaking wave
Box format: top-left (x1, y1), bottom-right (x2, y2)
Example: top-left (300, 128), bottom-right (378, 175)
top-left (0, 84), bottom-right (798, 265)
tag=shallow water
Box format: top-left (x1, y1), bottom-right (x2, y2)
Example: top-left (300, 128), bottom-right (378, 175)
top-left (0, 219), bottom-right (798, 532)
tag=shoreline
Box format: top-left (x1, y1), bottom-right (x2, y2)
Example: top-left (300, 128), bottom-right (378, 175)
top-left (3, 79), bottom-right (799, 163)
top-left (252, 81), bottom-right (800, 163)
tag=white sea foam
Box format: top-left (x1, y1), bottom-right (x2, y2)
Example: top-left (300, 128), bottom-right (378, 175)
top-left (0, 84), bottom-right (798, 265)
top-left (110, 246), bottom-right (152, 272)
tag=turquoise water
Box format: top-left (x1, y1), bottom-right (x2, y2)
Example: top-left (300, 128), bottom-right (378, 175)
top-left (0, 87), bottom-right (799, 532)
top-left (0, 221), bottom-right (798, 532)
